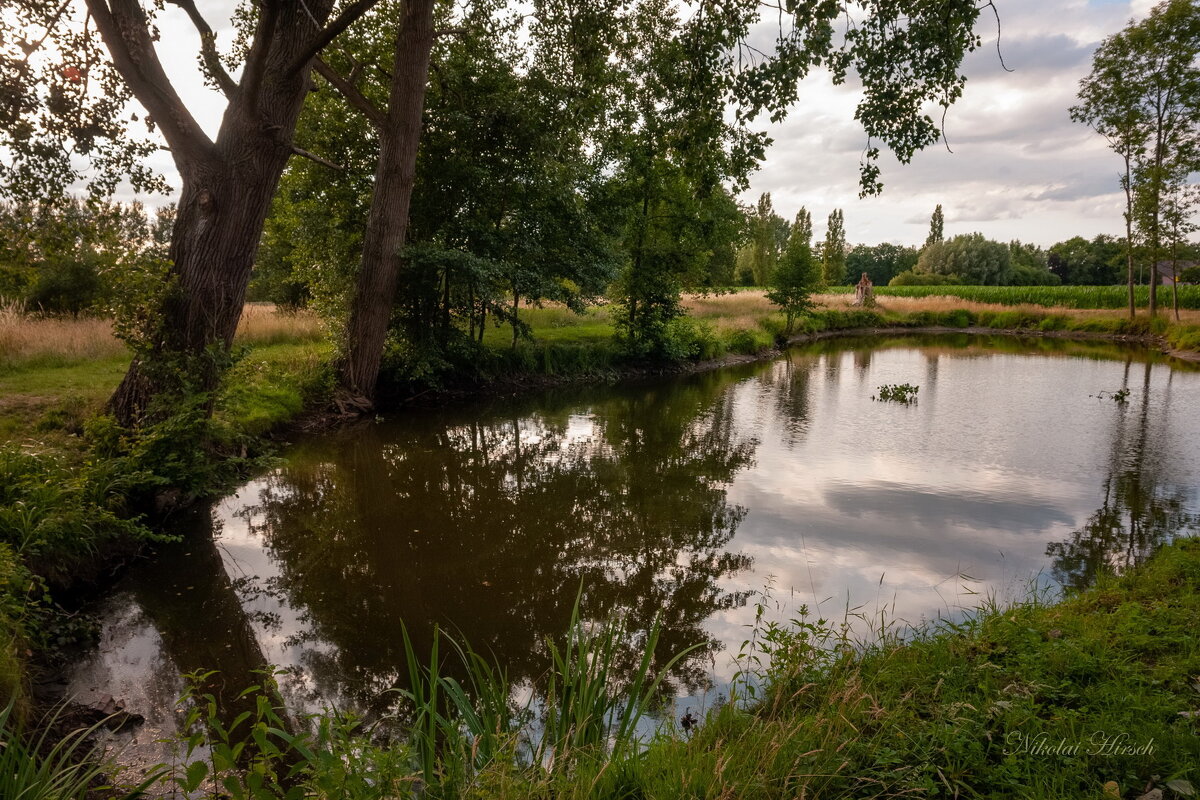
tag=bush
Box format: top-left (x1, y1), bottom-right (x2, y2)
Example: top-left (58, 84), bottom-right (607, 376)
top-left (661, 318), bottom-right (724, 361)
top-left (0, 446), bottom-right (158, 587)
top-left (1011, 262), bottom-right (1062, 286)
top-left (723, 327), bottom-right (772, 355)
top-left (0, 545), bottom-right (28, 712)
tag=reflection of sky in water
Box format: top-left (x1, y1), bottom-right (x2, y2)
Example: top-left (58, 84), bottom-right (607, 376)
top-left (704, 347), bottom-right (1199, 683)
top-left (68, 339), bottom-right (1200, 752)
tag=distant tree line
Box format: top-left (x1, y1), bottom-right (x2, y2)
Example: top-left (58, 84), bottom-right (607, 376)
top-left (5, 193), bottom-right (1193, 320)
top-left (0, 199), bottom-right (172, 314)
top-left (725, 197), bottom-right (1199, 291)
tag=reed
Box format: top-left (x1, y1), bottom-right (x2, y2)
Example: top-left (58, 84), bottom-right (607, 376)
top-left (386, 593), bottom-right (696, 797)
top-left (0, 701), bottom-right (159, 800)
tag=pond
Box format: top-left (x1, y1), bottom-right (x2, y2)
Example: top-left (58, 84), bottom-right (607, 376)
top-left (65, 334), bottom-right (1200, 762)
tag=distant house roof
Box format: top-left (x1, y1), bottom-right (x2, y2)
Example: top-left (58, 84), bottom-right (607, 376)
top-left (1156, 261), bottom-right (1198, 283)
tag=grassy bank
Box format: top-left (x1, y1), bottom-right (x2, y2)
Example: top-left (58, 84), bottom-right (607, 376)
top-left (514, 537), bottom-right (1200, 800)
top-left (471, 291), bottom-right (1200, 383)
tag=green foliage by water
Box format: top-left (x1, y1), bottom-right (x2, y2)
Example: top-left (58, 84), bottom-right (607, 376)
top-left (0, 701), bottom-right (158, 800)
top-left (766, 209), bottom-right (821, 332)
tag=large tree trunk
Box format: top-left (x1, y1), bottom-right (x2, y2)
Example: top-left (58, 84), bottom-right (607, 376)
top-left (110, 152), bottom-right (291, 423)
top-left (92, 0), bottom-right (345, 426)
top-left (1122, 158), bottom-right (1135, 320)
top-left (335, 0), bottom-right (437, 410)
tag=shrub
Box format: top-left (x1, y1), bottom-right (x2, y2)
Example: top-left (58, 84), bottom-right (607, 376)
top-left (723, 327), bottom-right (773, 355)
top-left (661, 318), bottom-right (724, 361)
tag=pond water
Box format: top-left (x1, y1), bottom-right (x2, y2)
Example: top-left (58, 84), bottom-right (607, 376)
top-left (65, 334), bottom-right (1200, 762)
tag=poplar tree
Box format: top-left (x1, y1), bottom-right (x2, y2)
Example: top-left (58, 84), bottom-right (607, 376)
top-left (821, 209), bottom-right (847, 286)
top-left (926, 204), bottom-right (945, 248)
top-left (1073, 0), bottom-right (1200, 317)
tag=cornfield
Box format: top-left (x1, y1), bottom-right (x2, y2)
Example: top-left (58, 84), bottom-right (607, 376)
top-left (825, 284), bottom-right (1200, 310)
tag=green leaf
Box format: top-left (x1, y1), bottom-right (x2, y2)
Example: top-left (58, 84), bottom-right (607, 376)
top-left (182, 759), bottom-right (208, 792)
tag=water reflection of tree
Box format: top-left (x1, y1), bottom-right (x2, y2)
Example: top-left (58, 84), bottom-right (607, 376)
top-left (761, 353), bottom-right (812, 445)
top-left (240, 374), bottom-right (757, 709)
top-left (126, 508), bottom-right (296, 734)
top-left (1048, 360), bottom-right (1199, 591)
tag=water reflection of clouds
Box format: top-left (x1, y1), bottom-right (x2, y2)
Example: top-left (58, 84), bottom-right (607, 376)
top-left (702, 346), bottom-right (1200, 683)
top-left (213, 486), bottom-right (344, 715)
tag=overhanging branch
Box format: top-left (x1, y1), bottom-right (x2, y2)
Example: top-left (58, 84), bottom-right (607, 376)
top-left (291, 145), bottom-right (342, 170)
top-left (287, 0), bottom-right (383, 76)
top-left (313, 56), bottom-right (386, 128)
top-left (85, 0), bottom-right (215, 164)
top-left (166, 0), bottom-right (239, 98)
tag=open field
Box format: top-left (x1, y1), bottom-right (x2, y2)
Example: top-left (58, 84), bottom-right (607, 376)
top-left (826, 283), bottom-right (1200, 309)
top-left (0, 305), bottom-right (328, 443)
top-left (480, 290), bottom-right (1200, 349)
top-left (5, 291), bottom-right (1196, 374)
top-left (0, 303), bottom-right (324, 371)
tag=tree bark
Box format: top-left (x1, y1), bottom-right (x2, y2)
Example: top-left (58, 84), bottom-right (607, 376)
top-left (1122, 157), bottom-right (1135, 320)
top-left (93, 0), bottom-right (349, 426)
top-left (334, 0), bottom-right (437, 410)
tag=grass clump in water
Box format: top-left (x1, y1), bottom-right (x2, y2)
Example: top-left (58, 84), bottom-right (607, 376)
top-left (874, 382), bottom-right (919, 403)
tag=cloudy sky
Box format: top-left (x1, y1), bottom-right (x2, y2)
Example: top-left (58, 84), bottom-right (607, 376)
top-left (141, 0), bottom-right (1160, 248)
top-left (744, 0), bottom-right (1162, 247)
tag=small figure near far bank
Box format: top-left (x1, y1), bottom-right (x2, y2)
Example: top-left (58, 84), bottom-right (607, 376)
top-left (853, 272), bottom-right (875, 307)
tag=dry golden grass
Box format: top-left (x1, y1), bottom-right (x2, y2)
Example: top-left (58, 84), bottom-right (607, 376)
top-left (234, 304), bottom-right (325, 345)
top-left (682, 291), bottom-right (776, 334)
top-left (683, 290), bottom-right (774, 318)
top-left (0, 303), bottom-right (325, 368)
top-left (0, 303), bottom-right (126, 365)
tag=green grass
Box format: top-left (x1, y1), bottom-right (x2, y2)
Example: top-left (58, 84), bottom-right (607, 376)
top-left (480, 305), bottom-right (617, 347)
top-left (825, 284), bottom-right (1200, 310)
top-left (216, 341), bottom-right (332, 436)
top-left (457, 539), bottom-right (1200, 798)
top-left (460, 301), bottom-right (1200, 386)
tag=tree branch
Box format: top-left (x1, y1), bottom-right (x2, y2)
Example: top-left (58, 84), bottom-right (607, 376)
top-left (286, 0), bottom-right (383, 76)
top-left (239, 1), bottom-right (281, 112)
top-left (313, 56), bottom-right (386, 128)
top-left (166, 0), bottom-right (238, 98)
top-left (84, 0), bottom-right (215, 165)
top-left (291, 145), bottom-right (343, 171)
